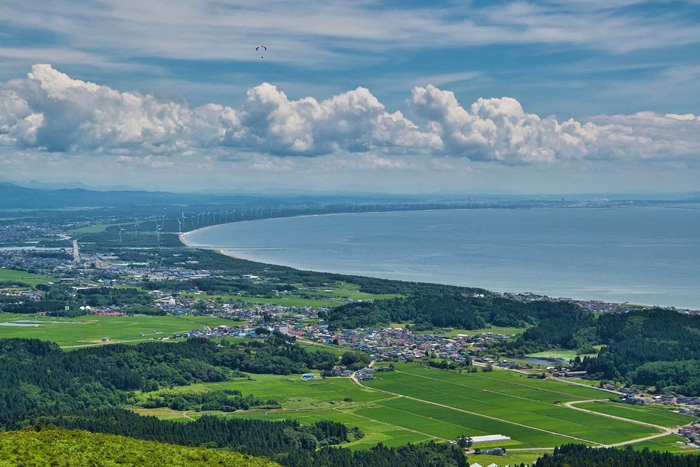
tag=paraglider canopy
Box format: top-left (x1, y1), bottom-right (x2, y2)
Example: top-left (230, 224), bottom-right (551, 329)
top-left (256, 44), bottom-right (267, 58)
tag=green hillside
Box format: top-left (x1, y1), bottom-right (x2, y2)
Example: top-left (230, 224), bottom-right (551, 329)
top-left (0, 426), bottom-right (280, 467)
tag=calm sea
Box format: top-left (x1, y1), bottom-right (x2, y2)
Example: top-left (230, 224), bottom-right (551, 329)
top-left (182, 206), bottom-right (700, 309)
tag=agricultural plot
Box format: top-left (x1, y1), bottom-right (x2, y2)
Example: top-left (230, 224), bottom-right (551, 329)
top-left (183, 281), bottom-right (399, 309)
top-left (0, 268), bottom-right (56, 286)
top-left (137, 374), bottom-right (431, 449)
top-left (469, 450), bottom-right (552, 467)
top-left (175, 374), bottom-right (388, 407)
top-left (296, 339), bottom-right (348, 357)
top-left (138, 363), bottom-right (689, 451)
top-left (227, 408), bottom-right (431, 449)
top-left (631, 435), bottom-right (700, 454)
top-left (413, 325), bottom-right (525, 337)
top-left (0, 313), bottom-right (240, 347)
top-left (361, 364), bottom-right (661, 446)
top-left (575, 401), bottom-right (694, 428)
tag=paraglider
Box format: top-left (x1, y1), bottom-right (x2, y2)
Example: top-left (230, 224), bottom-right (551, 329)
top-left (256, 44), bottom-right (267, 58)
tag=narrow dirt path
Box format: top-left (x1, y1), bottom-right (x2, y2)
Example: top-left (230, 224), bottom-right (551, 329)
top-left (563, 399), bottom-right (684, 448)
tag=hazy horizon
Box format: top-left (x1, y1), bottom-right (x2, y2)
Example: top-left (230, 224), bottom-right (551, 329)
top-left (3, 176), bottom-right (700, 198)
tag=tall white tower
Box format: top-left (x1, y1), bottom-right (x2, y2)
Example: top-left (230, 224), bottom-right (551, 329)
top-left (72, 239), bottom-right (81, 264)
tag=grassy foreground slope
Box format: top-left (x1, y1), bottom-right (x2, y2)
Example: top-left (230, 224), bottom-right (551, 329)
top-left (0, 427), bottom-right (280, 467)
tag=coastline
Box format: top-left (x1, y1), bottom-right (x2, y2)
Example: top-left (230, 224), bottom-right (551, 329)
top-left (178, 213), bottom-right (700, 312)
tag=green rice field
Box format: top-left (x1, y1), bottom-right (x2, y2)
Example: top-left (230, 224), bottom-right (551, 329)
top-left (0, 313), bottom-right (241, 347)
top-left (576, 401), bottom-right (694, 428)
top-left (631, 434), bottom-right (700, 453)
top-left (0, 268), bottom-right (56, 286)
top-left (138, 363), bottom-right (694, 456)
top-left (362, 365), bottom-right (658, 446)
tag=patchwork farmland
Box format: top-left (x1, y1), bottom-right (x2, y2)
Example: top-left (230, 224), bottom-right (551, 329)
top-left (138, 362), bottom-right (693, 458)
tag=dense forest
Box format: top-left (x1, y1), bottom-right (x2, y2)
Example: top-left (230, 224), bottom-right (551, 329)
top-left (533, 444), bottom-right (700, 467)
top-left (575, 309), bottom-right (700, 395)
top-left (485, 307), bottom-right (700, 395)
top-left (44, 409), bottom-right (467, 467)
top-left (0, 335), bottom-right (337, 426)
top-left (48, 409), bottom-right (357, 456)
top-left (140, 389), bottom-right (281, 411)
top-left (328, 291), bottom-right (584, 332)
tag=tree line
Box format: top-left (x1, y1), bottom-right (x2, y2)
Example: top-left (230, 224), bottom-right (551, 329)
top-left (0, 335), bottom-right (337, 427)
top-left (328, 291), bottom-right (583, 332)
top-left (533, 444), bottom-right (700, 467)
top-left (45, 409), bottom-right (466, 467)
top-left (487, 307), bottom-right (700, 396)
top-left (140, 389), bottom-right (281, 412)
top-left (574, 309), bottom-right (700, 395)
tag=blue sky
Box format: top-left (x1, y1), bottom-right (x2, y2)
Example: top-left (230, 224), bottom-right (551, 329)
top-left (1, 0), bottom-right (700, 193)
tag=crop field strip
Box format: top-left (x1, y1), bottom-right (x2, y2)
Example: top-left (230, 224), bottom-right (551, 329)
top-left (135, 363), bottom-right (692, 451)
top-left (357, 378), bottom-right (610, 447)
top-left (0, 313), bottom-right (241, 347)
top-left (361, 364), bottom-right (662, 446)
top-left (629, 434), bottom-right (700, 453)
top-left (575, 401), bottom-right (693, 428)
top-left (359, 396), bottom-right (570, 448)
top-left (0, 268), bottom-right (56, 286)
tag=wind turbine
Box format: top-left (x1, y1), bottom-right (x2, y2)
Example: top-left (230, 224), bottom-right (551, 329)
top-left (133, 219), bottom-right (140, 237)
top-left (176, 218), bottom-right (183, 233)
top-left (155, 220), bottom-right (163, 244)
top-left (118, 226), bottom-right (126, 242)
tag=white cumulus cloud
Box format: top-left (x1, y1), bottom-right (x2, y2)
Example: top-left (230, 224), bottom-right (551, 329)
top-left (0, 65), bottom-right (699, 167)
top-left (407, 85), bottom-right (700, 165)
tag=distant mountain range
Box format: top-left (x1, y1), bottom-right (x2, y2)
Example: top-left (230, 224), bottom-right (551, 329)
top-left (0, 182), bottom-right (211, 209)
top-left (0, 182), bottom-right (417, 210)
top-left (1, 181), bottom-right (698, 211)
